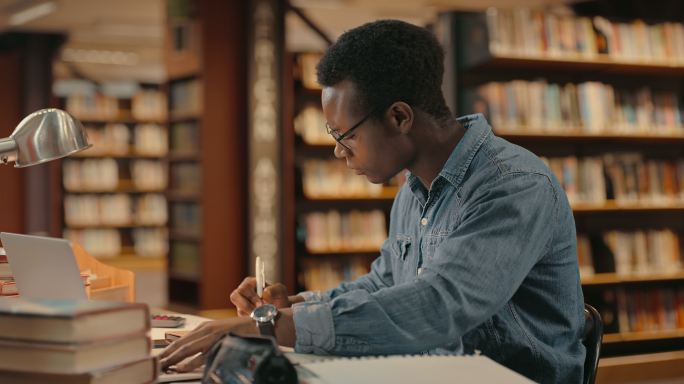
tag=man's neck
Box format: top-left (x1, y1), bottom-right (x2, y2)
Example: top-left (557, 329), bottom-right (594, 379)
top-left (409, 118), bottom-right (465, 190)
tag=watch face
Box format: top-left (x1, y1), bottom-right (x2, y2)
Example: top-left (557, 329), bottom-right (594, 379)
top-left (251, 303), bottom-right (278, 323)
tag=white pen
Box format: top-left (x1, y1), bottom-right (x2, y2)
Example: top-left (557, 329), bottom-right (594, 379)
top-left (256, 256), bottom-right (264, 298)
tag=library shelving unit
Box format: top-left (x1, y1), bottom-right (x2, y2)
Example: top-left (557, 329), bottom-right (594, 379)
top-left (60, 86), bottom-right (169, 274)
top-left (164, 0), bottom-right (247, 310)
top-left (442, 8), bottom-right (684, 357)
top-left (284, 53), bottom-right (404, 292)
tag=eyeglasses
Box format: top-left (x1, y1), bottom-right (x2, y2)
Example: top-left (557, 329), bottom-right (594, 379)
top-left (325, 108), bottom-right (376, 152)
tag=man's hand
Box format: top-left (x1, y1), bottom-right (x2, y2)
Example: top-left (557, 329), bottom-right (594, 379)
top-left (230, 277), bottom-right (296, 316)
top-left (159, 317), bottom-right (255, 372)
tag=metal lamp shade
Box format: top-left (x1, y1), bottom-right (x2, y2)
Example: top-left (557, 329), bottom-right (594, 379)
top-left (3, 109), bottom-right (90, 168)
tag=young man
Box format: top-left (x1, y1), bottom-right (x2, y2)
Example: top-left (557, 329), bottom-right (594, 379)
top-left (161, 20), bottom-right (586, 383)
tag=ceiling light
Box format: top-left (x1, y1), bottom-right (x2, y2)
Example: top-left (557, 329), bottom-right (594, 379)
top-left (61, 48), bottom-right (140, 66)
top-left (9, 1), bottom-right (57, 26)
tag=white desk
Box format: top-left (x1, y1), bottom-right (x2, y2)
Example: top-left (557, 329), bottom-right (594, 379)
top-left (150, 312), bottom-right (210, 343)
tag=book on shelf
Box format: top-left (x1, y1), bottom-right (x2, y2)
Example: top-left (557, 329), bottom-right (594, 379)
top-left (0, 280), bottom-right (17, 296)
top-left (302, 160), bottom-right (402, 199)
top-left (170, 162), bottom-right (201, 194)
top-left (586, 285), bottom-right (684, 337)
top-left (540, 154), bottom-right (684, 206)
top-left (299, 256), bottom-right (369, 292)
top-left (134, 124), bottom-right (168, 156)
top-left (132, 89), bottom-right (168, 121)
top-left (171, 202), bottom-right (202, 234)
top-left (303, 210), bottom-right (387, 253)
top-left (63, 229), bottom-right (122, 259)
top-left (0, 356), bottom-right (157, 384)
top-left (297, 52), bottom-right (323, 90)
top-left (577, 229), bottom-right (683, 278)
top-left (65, 93), bottom-right (119, 121)
top-left (295, 105), bottom-right (334, 146)
top-left (467, 80), bottom-right (683, 136)
top-left (63, 159), bottom-right (120, 192)
top-left (131, 160), bottom-right (168, 191)
top-left (461, 8), bottom-right (684, 66)
top-left (169, 241), bottom-right (200, 280)
top-left (169, 122), bottom-right (200, 155)
top-left (170, 78), bottom-right (203, 117)
top-left (0, 298), bottom-right (149, 343)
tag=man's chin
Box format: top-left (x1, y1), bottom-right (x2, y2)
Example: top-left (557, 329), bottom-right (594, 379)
top-left (364, 173), bottom-right (388, 185)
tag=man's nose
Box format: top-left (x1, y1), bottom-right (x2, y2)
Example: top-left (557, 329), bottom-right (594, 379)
top-left (333, 141), bottom-right (346, 159)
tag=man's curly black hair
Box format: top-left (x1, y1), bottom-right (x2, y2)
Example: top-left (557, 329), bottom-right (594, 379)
top-left (316, 19), bottom-right (452, 122)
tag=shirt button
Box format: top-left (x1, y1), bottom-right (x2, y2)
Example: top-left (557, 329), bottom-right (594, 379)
top-left (420, 218), bottom-right (428, 226)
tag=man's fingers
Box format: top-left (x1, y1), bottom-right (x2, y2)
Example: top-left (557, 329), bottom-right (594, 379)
top-left (230, 289), bottom-right (258, 313)
top-left (174, 351), bottom-right (207, 373)
top-left (160, 333), bottom-right (217, 369)
top-left (236, 278), bottom-right (263, 306)
top-left (159, 325), bottom-right (210, 360)
top-left (237, 309), bottom-right (249, 317)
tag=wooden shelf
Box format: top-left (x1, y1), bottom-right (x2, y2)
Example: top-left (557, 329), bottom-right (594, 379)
top-left (99, 255), bottom-right (167, 271)
top-left (303, 187), bottom-right (400, 202)
top-left (77, 118), bottom-right (167, 125)
top-left (65, 223), bottom-right (166, 230)
top-left (166, 191), bottom-right (201, 202)
top-left (65, 187), bottom-right (165, 194)
top-left (572, 202), bottom-right (684, 213)
top-left (496, 129), bottom-right (684, 144)
top-left (466, 53), bottom-right (684, 77)
top-left (169, 272), bottom-right (200, 282)
top-left (582, 271), bottom-right (684, 286)
top-left (169, 111), bottom-right (203, 122)
top-left (604, 330), bottom-right (684, 344)
top-left (305, 247), bottom-right (381, 255)
top-left (169, 231), bottom-right (202, 242)
top-left (72, 149), bottom-right (167, 159)
top-left (168, 152), bottom-right (201, 162)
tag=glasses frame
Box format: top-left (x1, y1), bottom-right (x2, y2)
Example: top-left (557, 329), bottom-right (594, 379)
top-left (325, 108), bottom-right (377, 152)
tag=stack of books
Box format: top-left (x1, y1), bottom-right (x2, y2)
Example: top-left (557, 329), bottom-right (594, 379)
top-left (0, 248), bottom-right (17, 297)
top-left (0, 298), bottom-right (156, 383)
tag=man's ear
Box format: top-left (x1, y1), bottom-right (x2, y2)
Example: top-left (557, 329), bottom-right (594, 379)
top-left (387, 102), bottom-right (413, 134)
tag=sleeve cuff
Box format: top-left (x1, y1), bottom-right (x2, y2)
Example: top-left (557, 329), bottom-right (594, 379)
top-left (292, 301), bottom-right (335, 354)
top-left (297, 290), bottom-right (331, 302)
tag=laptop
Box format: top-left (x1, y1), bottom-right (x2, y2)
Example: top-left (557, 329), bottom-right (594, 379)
top-left (0, 232), bottom-right (87, 299)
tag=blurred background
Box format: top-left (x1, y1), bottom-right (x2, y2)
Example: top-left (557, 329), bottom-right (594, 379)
top-left (0, 0), bottom-right (682, 371)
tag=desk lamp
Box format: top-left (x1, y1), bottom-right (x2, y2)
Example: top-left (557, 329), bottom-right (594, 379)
top-left (0, 108), bottom-right (90, 167)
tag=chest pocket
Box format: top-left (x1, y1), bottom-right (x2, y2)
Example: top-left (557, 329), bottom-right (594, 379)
top-left (421, 233), bottom-right (448, 263)
top-left (391, 235), bottom-right (412, 260)
top-left (390, 235), bottom-right (413, 281)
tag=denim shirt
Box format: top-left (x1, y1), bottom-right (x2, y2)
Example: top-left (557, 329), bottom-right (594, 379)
top-left (292, 114), bottom-right (586, 383)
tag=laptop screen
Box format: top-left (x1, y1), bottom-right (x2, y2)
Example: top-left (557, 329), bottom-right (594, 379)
top-left (0, 232), bottom-right (87, 300)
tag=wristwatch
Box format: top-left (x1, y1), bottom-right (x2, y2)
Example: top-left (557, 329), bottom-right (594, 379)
top-left (250, 303), bottom-right (279, 338)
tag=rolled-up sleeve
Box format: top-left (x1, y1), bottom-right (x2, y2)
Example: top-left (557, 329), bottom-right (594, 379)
top-left (294, 173), bottom-right (557, 355)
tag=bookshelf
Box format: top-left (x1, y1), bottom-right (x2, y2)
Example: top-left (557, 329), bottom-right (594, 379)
top-left (58, 86), bottom-right (169, 265)
top-left (52, 82), bottom-right (170, 307)
top-left (163, 0), bottom-right (247, 309)
top-left (443, 8), bottom-right (684, 357)
top-left (285, 52), bottom-right (405, 292)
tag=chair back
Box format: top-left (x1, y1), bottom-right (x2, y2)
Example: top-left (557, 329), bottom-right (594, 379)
top-left (582, 303), bottom-right (603, 384)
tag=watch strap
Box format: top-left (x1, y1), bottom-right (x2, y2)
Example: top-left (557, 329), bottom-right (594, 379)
top-left (257, 320), bottom-right (276, 337)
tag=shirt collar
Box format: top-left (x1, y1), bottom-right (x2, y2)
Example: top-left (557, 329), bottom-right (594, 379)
top-left (406, 113), bottom-right (492, 192)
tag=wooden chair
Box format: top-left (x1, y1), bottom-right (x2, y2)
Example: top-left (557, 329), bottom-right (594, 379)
top-left (583, 303), bottom-right (603, 384)
top-left (71, 243), bottom-right (135, 302)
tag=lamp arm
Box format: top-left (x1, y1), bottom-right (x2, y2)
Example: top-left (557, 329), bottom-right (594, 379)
top-left (0, 137), bottom-right (17, 165)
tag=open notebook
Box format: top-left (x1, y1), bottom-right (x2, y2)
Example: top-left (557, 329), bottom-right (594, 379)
top-left (296, 354), bottom-right (534, 384)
